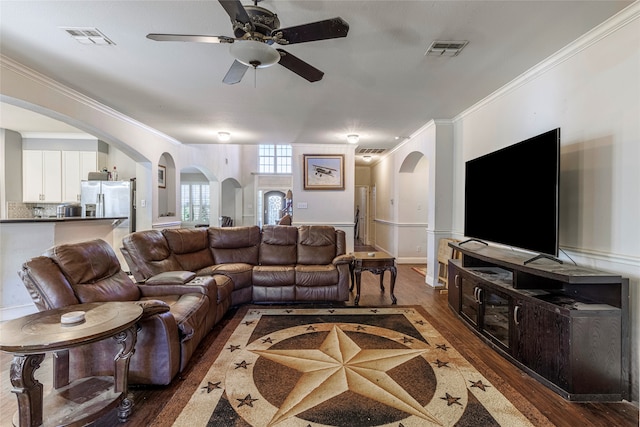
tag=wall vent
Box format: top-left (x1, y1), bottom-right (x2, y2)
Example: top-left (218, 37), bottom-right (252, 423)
top-left (358, 148), bottom-right (386, 154)
top-left (425, 40), bottom-right (468, 57)
top-left (62, 27), bottom-right (115, 45)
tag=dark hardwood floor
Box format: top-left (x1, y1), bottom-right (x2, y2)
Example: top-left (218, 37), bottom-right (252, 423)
top-left (1, 251), bottom-right (638, 426)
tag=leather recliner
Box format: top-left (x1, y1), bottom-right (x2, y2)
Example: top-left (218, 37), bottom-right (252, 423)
top-left (19, 238), bottom-right (233, 385)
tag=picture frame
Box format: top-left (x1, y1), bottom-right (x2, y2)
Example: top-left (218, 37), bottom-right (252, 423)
top-left (303, 154), bottom-right (345, 190)
top-left (158, 165), bottom-right (166, 188)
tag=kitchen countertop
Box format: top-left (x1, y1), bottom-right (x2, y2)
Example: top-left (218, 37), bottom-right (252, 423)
top-left (0, 216), bottom-right (128, 224)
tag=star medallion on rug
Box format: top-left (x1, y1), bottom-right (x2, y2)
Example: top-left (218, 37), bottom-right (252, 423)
top-left (160, 307), bottom-right (552, 427)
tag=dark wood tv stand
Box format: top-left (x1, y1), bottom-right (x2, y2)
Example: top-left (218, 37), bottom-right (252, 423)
top-left (447, 241), bottom-right (629, 401)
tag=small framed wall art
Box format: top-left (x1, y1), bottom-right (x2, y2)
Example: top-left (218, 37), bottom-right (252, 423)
top-left (303, 154), bottom-right (344, 190)
top-left (158, 165), bottom-right (166, 188)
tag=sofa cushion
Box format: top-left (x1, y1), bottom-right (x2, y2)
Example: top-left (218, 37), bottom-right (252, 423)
top-left (163, 228), bottom-right (215, 271)
top-left (197, 263), bottom-right (254, 291)
top-left (122, 230), bottom-right (183, 279)
top-left (295, 264), bottom-right (339, 287)
top-left (297, 226), bottom-right (337, 265)
top-left (46, 239), bottom-right (141, 303)
top-left (260, 225), bottom-right (297, 265)
top-left (252, 265), bottom-right (295, 287)
top-left (208, 226), bottom-right (260, 264)
top-left (19, 256), bottom-right (79, 311)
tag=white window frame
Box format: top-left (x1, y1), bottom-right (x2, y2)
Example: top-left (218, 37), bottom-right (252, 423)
top-left (258, 144), bottom-right (292, 174)
top-left (181, 182), bottom-right (210, 225)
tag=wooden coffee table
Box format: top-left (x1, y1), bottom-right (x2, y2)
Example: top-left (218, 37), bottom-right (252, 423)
top-left (350, 251), bottom-right (397, 306)
top-left (0, 301), bottom-right (142, 427)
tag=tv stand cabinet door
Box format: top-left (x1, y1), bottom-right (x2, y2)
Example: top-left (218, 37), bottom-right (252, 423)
top-left (512, 298), bottom-right (570, 391)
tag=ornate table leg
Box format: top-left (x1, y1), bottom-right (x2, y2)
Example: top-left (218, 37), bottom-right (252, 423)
top-left (10, 353), bottom-right (45, 427)
top-left (113, 325), bottom-right (138, 423)
top-left (354, 267), bottom-right (362, 306)
top-left (349, 260), bottom-right (355, 292)
top-left (389, 264), bottom-right (398, 304)
top-left (379, 270), bottom-right (386, 292)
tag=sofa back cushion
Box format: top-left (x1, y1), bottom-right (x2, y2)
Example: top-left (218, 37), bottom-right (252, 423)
top-left (297, 226), bottom-right (337, 265)
top-left (163, 228), bottom-right (215, 271)
top-left (208, 226), bottom-right (260, 265)
top-left (122, 230), bottom-right (183, 280)
top-left (260, 225), bottom-right (297, 265)
top-left (19, 256), bottom-right (80, 311)
top-left (46, 239), bottom-right (141, 303)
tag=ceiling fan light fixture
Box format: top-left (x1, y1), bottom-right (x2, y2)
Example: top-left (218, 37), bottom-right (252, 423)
top-left (218, 131), bottom-right (231, 142)
top-left (230, 40), bottom-right (280, 68)
top-left (347, 134), bottom-right (359, 144)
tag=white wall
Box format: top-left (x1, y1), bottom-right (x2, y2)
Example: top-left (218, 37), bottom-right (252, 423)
top-left (450, 7), bottom-right (639, 403)
top-left (0, 129), bottom-right (22, 217)
top-left (369, 121), bottom-right (452, 279)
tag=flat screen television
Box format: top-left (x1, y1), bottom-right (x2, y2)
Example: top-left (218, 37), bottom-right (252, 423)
top-left (464, 128), bottom-right (560, 257)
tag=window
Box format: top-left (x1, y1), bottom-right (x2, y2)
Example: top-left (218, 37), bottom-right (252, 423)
top-left (259, 144), bottom-right (292, 174)
top-left (181, 183), bottom-right (210, 224)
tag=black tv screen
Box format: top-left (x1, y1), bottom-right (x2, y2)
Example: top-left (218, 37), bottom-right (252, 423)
top-left (464, 128), bottom-right (560, 256)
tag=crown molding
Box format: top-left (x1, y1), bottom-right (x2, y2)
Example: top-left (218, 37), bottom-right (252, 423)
top-left (0, 55), bottom-right (183, 146)
top-left (454, 2), bottom-right (640, 122)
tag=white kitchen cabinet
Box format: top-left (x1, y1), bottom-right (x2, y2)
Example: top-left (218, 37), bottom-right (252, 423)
top-left (62, 151), bottom-right (98, 202)
top-left (23, 150), bottom-right (62, 203)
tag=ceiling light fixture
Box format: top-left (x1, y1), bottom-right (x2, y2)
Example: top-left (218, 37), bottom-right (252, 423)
top-left (363, 155), bottom-right (372, 162)
top-left (218, 132), bottom-right (231, 142)
top-left (347, 134), bottom-right (360, 144)
top-left (229, 41), bottom-right (280, 69)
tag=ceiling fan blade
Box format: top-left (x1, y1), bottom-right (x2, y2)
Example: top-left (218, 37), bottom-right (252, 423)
top-left (276, 49), bottom-right (324, 82)
top-left (273, 17), bottom-right (349, 45)
top-left (218, 0), bottom-right (253, 37)
top-left (147, 34), bottom-right (234, 44)
top-left (223, 60), bottom-right (249, 85)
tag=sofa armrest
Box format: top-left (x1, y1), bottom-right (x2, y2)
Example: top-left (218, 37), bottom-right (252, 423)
top-left (138, 276), bottom-right (218, 300)
top-left (144, 271), bottom-right (196, 285)
top-left (135, 299), bottom-right (171, 317)
top-left (332, 254), bottom-right (355, 266)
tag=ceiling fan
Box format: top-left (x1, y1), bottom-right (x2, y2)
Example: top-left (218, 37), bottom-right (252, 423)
top-left (147, 0), bottom-right (349, 84)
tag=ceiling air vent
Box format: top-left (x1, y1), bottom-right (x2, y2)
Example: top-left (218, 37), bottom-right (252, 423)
top-left (358, 148), bottom-right (386, 154)
top-left (62, 27), bottom-right (115, 45)
top-left (425, 40), bottom-right (468, 57)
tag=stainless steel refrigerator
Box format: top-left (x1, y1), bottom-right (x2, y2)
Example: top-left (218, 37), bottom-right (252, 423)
top-left (80, 179), bottom-right (136, 233)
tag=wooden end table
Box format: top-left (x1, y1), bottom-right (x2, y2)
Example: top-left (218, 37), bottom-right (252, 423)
top-left (0, 301), bottom-right (142, 427)
top-left (350, 251), bottom-right (397, 306)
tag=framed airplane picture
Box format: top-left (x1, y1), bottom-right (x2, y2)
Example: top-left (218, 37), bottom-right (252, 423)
top-left (303, 154), bottom-right (345, 190)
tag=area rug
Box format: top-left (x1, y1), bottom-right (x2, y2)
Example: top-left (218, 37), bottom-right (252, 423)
top-left (411, 267), bottom-right (427, 277)
top-left (154, 306), bottom-right (552, 427)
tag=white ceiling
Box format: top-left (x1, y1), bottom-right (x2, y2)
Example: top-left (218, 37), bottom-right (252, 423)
top-left (0, 1), bottom-right (633, 160)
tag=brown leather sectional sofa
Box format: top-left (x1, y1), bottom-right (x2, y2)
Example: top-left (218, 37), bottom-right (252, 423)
top-left (121, 224), bottom-right (354, 305)
top-left (18, 224), bottom-right (352, 386)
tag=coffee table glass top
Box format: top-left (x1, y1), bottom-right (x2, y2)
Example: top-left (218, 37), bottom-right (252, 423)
top-left (0, 301), bottom-right (142, 353)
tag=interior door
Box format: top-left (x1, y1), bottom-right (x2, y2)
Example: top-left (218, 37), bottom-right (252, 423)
top-left (355, 185), bottom-right (369, 245)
